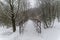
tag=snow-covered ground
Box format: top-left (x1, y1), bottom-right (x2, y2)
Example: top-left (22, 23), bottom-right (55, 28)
top-left (0, 19), bottom-right (60, 40)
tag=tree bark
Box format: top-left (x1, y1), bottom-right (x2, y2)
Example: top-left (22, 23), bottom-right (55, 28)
top-left (10, 1), bottom-right (16, 32)
top-left (11, 14), bottom-right (16, 32)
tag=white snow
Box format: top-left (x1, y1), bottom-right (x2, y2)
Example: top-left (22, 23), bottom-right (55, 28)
top-left (0, 19), bottom-right (60, 40)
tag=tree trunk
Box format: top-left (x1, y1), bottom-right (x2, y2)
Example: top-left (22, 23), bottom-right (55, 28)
top-left (11, 14), bottom-right (16, 32)
top-left (9, 0), bottom-right (16, 32)
top-left (36, 21), bottom-right (41, 33)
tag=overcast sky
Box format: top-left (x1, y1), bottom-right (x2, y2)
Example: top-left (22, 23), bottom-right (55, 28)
top-left (0, 0), bottom-right (42, 8)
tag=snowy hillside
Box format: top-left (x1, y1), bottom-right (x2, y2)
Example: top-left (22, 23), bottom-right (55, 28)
top-left (0, 19), bottom-right (60, 40)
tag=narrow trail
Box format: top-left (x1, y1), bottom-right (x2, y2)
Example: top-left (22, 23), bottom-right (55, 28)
top-left (19, 20), bottom-right (43, 40)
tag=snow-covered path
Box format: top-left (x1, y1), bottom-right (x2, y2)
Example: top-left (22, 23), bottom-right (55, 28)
top-left (0, 19), bottom-right (60, 40)
top-left (24, 20), bottom-right (37, 36)
top-left (19, 20), bottom-right (43, 40)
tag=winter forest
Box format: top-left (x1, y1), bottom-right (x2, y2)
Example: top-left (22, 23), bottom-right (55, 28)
top-left (0, 0), bottom-right (60, 40)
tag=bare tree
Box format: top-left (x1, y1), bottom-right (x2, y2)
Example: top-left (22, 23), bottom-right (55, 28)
top-left (0, 0), bottom-right (21, 32)
top-left (39, 0), bottom-right (57, 29)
